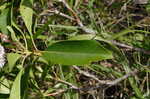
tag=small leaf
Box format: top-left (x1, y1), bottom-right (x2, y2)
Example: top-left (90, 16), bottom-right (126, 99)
top-left (9, 68), bottom-right (24, 99)
top-left (7, 53), bottom-right (22, 72)
top-left (42, 40), bottom-right (113, 65)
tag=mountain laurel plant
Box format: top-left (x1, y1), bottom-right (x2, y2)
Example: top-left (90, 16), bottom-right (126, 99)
top-left (2, 0), bottom-right (148, 99)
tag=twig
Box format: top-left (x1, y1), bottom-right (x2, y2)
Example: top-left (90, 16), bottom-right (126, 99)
top-left (73, 65), bottom-right (138, 85)
top-left (59, 0), bottom-right (83, 26)
top-left (107, 0), bottom-right (115, 6)
top-left (111, 40), bottom-right (150, 55)
top-left (73, 66), bottom-right (109, 84)
top-left (45, 89), bottom-right (68, 96)
top-left (40, 9), bottom-right (75, 21)
top-left (46, 67), bottom-right (138, 96)
top-left (59, 0), bottom-right (97, 34)
top-left (49, 76), bottom-right (79, 90)
top-left (107, 69), bottom-right (138, 85)
top-left (46, 76), bottom-right (79, 96)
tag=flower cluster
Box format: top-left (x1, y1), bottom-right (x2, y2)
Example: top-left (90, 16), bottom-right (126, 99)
top-left (0, 45), bottom-right (5, 68)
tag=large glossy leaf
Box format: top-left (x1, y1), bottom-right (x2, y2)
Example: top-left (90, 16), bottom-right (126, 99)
top-left (9, 68), bottom-right (24, 99)
top-left (42, 40), bottom-right (113, 65)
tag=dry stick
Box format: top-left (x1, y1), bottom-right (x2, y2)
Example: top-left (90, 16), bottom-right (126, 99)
top-left (46, 89), bottom-right (68, 96)
top-left (46, 66), bottom-right (138, 96)
top-left (108, 0), bottom-right (115, 6)
top-left (73, 65), bottom-right (138, 85)
top-left (73, 66), bottom-right (109, 84)
top-left (49, 76), bottom-right (79, 90)
top-left (60, 0), bottom-right (96, 34)
top-left (46, 76), bottom-right (79, 96)
top-left (111, 40), bottom-right (150, 55)
top-left (59, 0), bottom-right (83, 26)
top-left (40, 9), bottom-right (75, 21)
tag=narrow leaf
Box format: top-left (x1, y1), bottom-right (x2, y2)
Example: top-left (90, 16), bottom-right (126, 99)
top-left (69, 34), bottom-right (95, 40)
top-left (0, 8), bottom-right (9, 34)
top-left (42, 40), bottom-right (113, 65)
top-left (20, 0), bottom-right (33, 35)
top-left (7, 26), bottom-right (19, 42)
top-left (9, 68), bottom-right (24, 99)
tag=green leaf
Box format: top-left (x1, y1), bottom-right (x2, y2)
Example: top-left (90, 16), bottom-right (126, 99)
top-left (20, 66), bottom-right (31, 97)
top-left (9, 68), bottom-right (24, 99)
top-left (69, 34), bottom-right (108, 42)
top-left (0, 8), bottom-right (9, 34)
top-left (42, 40), bottom-right (113, 65)
top-left (69, 34), bottom-right (95, 40)
top-left (7, 26), bottom-right (19, 42)
top-left (7, 53), bottom-right (22, 72)
top-left (20, 0), bottom-right (33, 35)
